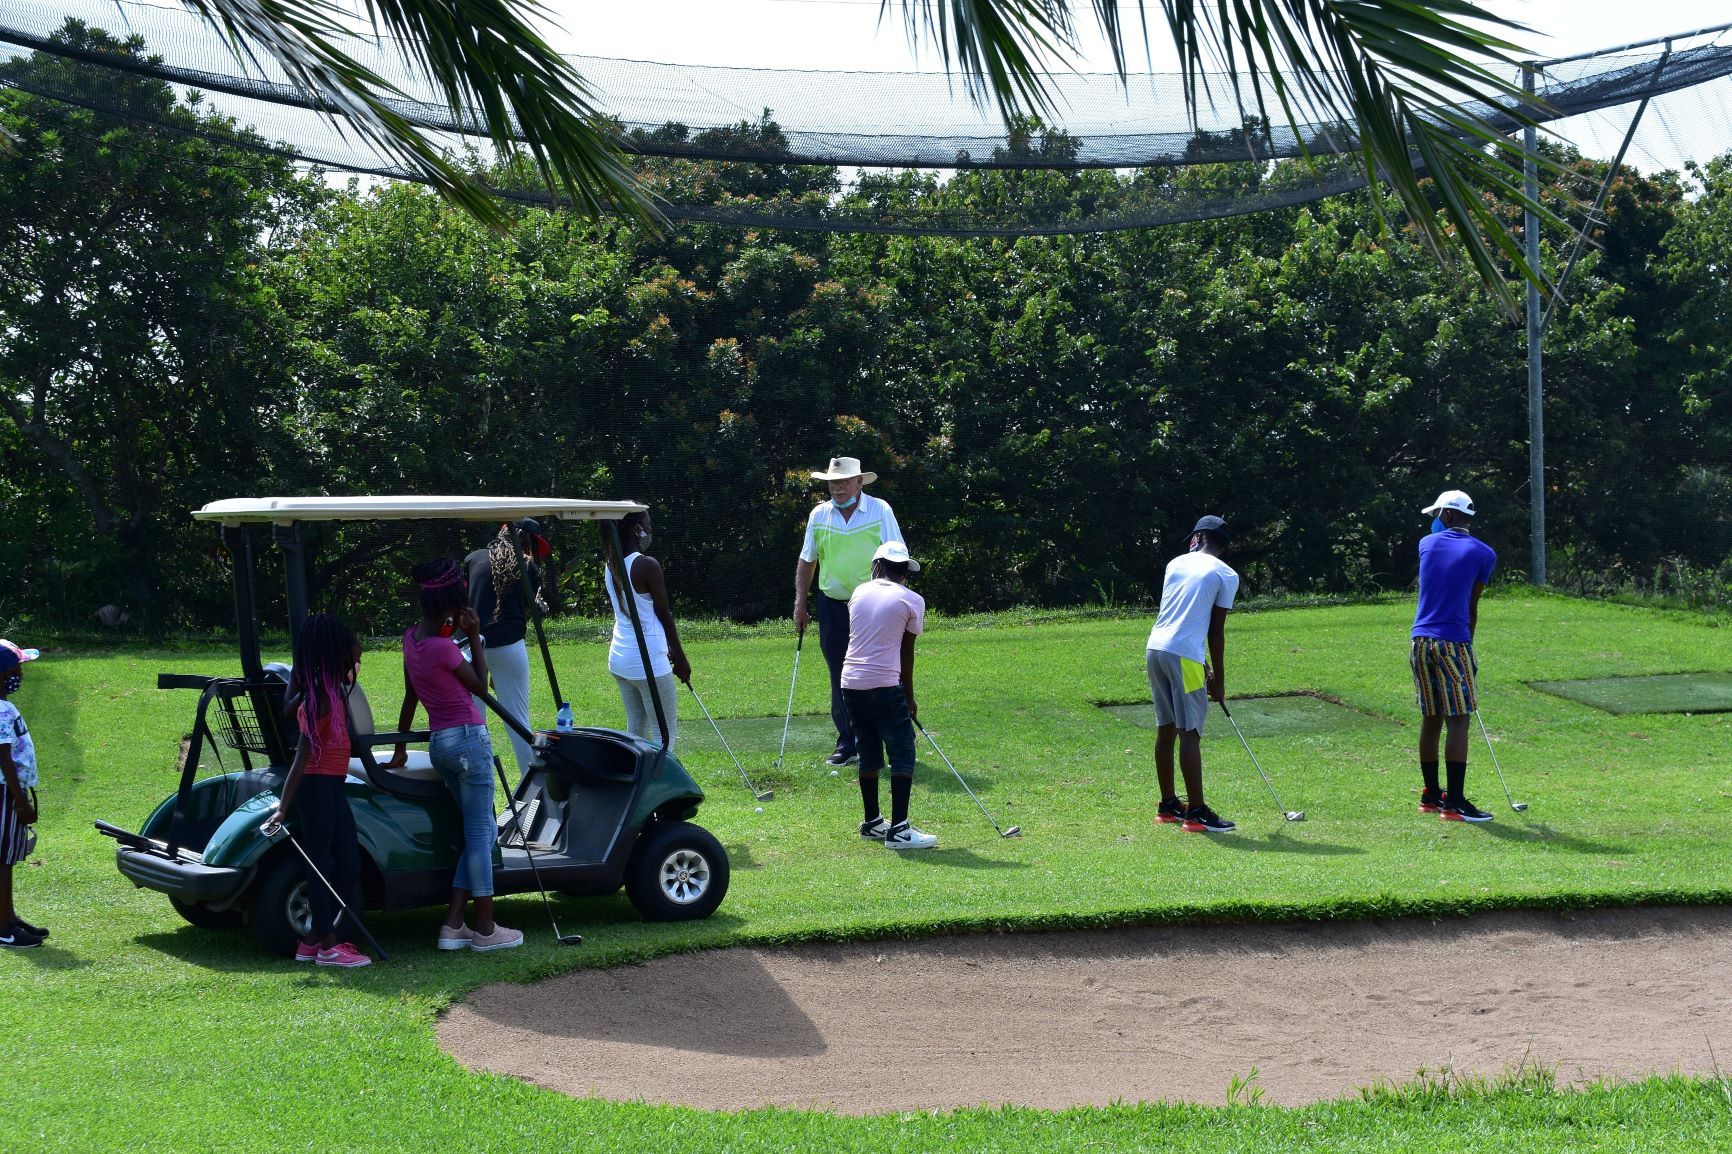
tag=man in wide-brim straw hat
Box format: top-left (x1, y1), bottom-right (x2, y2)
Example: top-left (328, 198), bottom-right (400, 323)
top-left (794, 456), bottom-right (907, 766)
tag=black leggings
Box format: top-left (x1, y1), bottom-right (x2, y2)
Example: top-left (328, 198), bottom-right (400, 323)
top-left (293, 774), bottom-right (363, 941)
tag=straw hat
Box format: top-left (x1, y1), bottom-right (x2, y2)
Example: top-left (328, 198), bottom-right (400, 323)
top-left (810, 456), bottom-right (877, 485)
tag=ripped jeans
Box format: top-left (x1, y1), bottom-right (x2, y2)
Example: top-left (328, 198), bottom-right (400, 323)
top-left (429, 723), bottom-right (497, 898)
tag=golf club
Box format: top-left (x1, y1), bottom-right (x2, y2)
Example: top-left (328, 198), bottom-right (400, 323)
top-left (688, 683), bottom-right (774, 802)
top-left (1218, 701), bottom-right (1305, 822)
top-left (259, 818), bottom-right (391, 961)
top-left (493, 756), bottom-right (583, 945)
top-left (913, 717), bottom-right (1021, 837)
top-left (1474, 710), bottom-right (1528, 812)
top-left (774, 626), bottom-right (804, 773)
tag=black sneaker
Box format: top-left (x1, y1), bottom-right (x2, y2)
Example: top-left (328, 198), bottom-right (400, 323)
top-left (1441, 796), bottom-right (1493, 823)
top-left (0, 922), bottom-right (43, 949)
top-left (1418, 788), bottom-right (1444, 814)
top-left (859, 816), bottom-right (889, 840)
top-left (1181, 805), bottom-right (1236, 833)
top-left (826, 749), bottom-right (859, 767)
top-left (1155, 796), bottom-right (1187, 825)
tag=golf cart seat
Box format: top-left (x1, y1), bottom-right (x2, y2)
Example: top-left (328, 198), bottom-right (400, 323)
top-left (343, 681), bottom-right (448, 800)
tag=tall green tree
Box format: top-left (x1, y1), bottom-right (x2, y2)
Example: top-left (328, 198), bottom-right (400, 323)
top-left (0, 25), bottom-right (315, 625)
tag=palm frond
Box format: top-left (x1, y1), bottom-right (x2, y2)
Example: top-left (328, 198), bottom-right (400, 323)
top-left (179, 0), bottom-right (660, 230)
top-left (900, 0), bottom-right (1558, 309)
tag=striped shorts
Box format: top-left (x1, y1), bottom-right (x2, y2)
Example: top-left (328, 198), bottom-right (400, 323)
top-left (0, 786), bottom-right (35, 866)
top-left (1410, 637), bottom-right (1477, 717)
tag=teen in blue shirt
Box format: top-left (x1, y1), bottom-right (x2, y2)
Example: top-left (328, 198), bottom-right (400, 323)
top-left (1410, 490), bottom-right (1497, 822)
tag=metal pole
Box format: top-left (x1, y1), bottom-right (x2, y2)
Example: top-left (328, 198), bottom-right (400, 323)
top-left (1524, 63), bottom-right (1546, 587)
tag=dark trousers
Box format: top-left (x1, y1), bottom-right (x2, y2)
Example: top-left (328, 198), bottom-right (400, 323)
top-left (816, 593), bottom-right (855, 755)
top-left (294, 774), bottom-right (362, 941)
top-left (843, 685), bottom-right (916, 779)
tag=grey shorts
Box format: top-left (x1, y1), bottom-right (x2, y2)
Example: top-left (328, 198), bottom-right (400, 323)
top-left (1146, 649), bottom-right (1209, 734)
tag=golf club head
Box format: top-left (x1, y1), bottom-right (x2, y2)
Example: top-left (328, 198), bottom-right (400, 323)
top-left (557, 934), bottom-right (583, 945)
top-left (1285, 811), bottom-right (1305, 822)
top-left (756, 790), bottom-right (775, 802)
top-left (1001, 826), bottom-right (1022, 838)
top-left (1511, 802), bottom-right (1529, 812)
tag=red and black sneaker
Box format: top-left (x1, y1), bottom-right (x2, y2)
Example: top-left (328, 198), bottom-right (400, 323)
top-left (1441, 795), bottom-right (1493, 823)
top-left (1181, 805), bottom-right (1236, 833)
top-left (1419, 788), bottom-right (1445, 814)
top-left (1155, 796), bottom-right (1187, 824)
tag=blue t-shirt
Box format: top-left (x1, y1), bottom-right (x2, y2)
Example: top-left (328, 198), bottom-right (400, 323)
top-left (1412, 530), bottom-right (1497, 642)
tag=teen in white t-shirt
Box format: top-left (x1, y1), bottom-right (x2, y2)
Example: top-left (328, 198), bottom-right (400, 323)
top-left (1145, 517), bottom-right (1239, 833)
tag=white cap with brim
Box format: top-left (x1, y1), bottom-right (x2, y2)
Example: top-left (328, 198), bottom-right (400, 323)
top-left (811, 456), bottom-right (878, 485)
top-left (872, 540), bottom-right (920, 572)
top-left (1422, 489), bottom-right (1476, 517)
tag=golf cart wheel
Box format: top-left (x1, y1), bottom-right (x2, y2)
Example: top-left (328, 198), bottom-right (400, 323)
top-left (625, 821), bottom-right (729, 922)
top-left (249, 852), bottom-right (314, 957)
top-left (169, 897), bottom-right (242, 930)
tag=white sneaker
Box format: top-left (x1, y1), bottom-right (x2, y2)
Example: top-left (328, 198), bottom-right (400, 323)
top-left (883, 821), bottom-right (937, 850)
top-left (859, 816), bottom-right (889, 840)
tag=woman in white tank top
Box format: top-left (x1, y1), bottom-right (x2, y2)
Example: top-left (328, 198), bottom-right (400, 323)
top-left (602, 511), bottom-right (689, 748)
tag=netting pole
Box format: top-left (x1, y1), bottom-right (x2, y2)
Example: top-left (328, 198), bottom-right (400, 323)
top-left (1524, 63), bottom-right (1547, 587)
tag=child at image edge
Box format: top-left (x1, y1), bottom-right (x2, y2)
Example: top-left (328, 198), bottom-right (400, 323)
top-left (0, 639), bottom-right (46, 949)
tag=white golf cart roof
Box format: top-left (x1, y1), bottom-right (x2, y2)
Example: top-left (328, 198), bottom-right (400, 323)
top-left (195, 496), bottom-right (647, 527)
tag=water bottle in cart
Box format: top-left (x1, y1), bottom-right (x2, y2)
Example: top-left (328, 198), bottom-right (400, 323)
top-left (555, 702), bottom-right (574, 732)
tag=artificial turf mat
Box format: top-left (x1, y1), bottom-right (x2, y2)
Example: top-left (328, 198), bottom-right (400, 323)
top-left (1528, 671), bottom-right (1732, 715)
top-left (1099, 693), bottom-right (1397, 738)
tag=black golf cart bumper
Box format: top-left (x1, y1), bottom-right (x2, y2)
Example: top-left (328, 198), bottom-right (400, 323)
top-left (113, 844), bottom-right (247, 905)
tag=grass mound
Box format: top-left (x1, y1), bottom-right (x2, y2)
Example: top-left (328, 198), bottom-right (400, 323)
top-left (1530, 671), bottom-right (1732, 715)
top-left (1099, 692), bottom-right (1397, 738)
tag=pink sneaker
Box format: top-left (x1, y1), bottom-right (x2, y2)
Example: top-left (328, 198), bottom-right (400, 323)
top-left (436, 923), bottom-right (474, 951)
top-left (315, 942), bottom-right (372, 968)
top-left (469, 924), bottom-right (524, 953)
top-left (294, 938), bottom-right (319, 963)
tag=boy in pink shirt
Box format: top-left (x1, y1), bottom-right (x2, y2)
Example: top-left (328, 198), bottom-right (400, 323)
top-left (841, 542), bottom-right (935, 850)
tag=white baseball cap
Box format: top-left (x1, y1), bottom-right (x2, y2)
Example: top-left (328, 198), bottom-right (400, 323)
top-left (1422, 489), bottom-right (1476, 517)
top-left (872, 540), bottom-right (920, 572)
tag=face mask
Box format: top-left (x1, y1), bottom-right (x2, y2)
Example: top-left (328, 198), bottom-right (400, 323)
top-left (1431, 518), bottom-right (1446, 535)
top-left (437, 620), bottom-right (456, 639)
top-left (637, 531), bottom-right (651, 548)
top-left (3, 673), bottom-right (19, 695)
top-left (832, 493), bottom-right (858, 510)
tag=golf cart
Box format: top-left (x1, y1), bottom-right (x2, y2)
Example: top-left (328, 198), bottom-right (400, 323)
top-left (96, 496), bottom-right (729, 956)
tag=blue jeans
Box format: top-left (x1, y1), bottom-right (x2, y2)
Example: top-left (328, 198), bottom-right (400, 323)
top-left (842, 685), bottom-right (916, 779)
top-left (430, 723), bottom-right (497, 898)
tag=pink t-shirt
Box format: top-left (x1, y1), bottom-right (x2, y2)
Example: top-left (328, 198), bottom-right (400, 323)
top-left (841, 579), bottom-right (925, 690)
top-left (298, 694), bottom-right (352, 777)
top-left (402, 627), bottom-right (482, 730)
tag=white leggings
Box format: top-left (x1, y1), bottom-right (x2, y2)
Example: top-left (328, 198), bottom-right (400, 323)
top-left (473, 639), bottom-right (533, 779)
top-left (613, 672), bottom-right (679, 750)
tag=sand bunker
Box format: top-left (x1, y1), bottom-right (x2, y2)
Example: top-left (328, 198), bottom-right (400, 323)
top-left (438, 906), bottom-right (1732, 1113)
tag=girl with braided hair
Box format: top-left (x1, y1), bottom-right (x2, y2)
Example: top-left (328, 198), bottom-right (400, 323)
top-left (462, 520), bottom-right (547, 779)
top-left (389, 558), bottom-right (522, 953)
top-left (266, 613), bottom-right (370, 966)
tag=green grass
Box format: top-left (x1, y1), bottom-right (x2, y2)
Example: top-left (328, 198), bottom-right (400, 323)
top-left (1530, 671), bottom-right (1732, 715)
top-left (7, 589), bottom-right (1732, 1151)
top-left (1098, 692), bottom-right (1397, 738)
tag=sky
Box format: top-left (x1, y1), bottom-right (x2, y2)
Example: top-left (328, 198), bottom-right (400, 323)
top-left (536, 0), bottom-right (1732, 173)
top-left (549, 1), bottom-right (1729, 72)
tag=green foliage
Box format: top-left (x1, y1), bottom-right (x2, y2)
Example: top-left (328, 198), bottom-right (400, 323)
top-left (0, 22), bottom-right (319, 631)
top-left (5, 32), bottom-right (1732, 630)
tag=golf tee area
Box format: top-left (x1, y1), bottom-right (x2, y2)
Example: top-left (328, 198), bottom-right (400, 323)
top-left (10, 589), bottom-right (1732, 1151)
